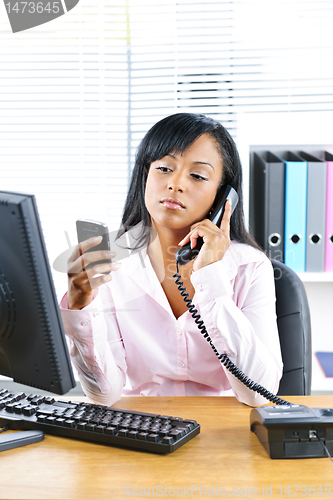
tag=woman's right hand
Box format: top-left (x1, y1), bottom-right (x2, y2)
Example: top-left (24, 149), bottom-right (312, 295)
top-left (67, 236), bottom-right (119, 310)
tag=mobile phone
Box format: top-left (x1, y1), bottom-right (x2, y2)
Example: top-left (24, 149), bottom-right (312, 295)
top-left (175, 185), bottom-right (239, 266)
top-left (76, 219), bottom-right (111, 273)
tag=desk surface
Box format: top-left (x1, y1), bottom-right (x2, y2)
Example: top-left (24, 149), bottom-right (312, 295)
top-left (1, 395), bottom-right (333, 500)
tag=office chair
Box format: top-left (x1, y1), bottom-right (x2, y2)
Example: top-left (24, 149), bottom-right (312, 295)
top-left (270, 258), bottom-right (312, 396)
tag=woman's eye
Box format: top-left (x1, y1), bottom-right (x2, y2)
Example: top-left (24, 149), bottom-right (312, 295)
top-left (156, 166), bottom-right (171, 173)
top-left (191, 173), bottom-right (208, 181)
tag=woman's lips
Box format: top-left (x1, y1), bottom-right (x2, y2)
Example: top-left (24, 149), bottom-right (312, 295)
top-left (160, 198), bottom-right (185, 210)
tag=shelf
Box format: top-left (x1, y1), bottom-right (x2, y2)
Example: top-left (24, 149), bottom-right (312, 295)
top-left (237, 112), bottom-right (333, 395)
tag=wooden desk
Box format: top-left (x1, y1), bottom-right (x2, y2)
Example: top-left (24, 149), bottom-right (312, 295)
top-left (1, 396), bottom-right (333, 500)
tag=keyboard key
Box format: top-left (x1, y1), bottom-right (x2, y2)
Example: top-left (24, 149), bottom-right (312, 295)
top-left (142, 417), bottom-right (152, 423)
top-left (149, 425), bottom-right (160, 433)
top-left (118, 429), bottom-right (128, 437)
top-left (44, 397), bottom-right (55, 405)
top-left (64, 420), bottom-right (76, 428)
top-left (14, 393), bottom-right (26, 401)
top-left (4, 397), bottom-right (16, 405)
top-left (95, 425), bottom-right (106, 434)
top-left (90, 417), bottom-right (102, 425)
top-left (101, 417), bottom-right (112, 425)
top-left (120, 423), bottom-right (131, 429)
top-left (158, 430), bottom-right (170, 437)
top-left (53, 402), bottom-right (76, 409)
top-left (30, 397), bottom-right (45, 405)
top-left (183, 419), bottom-right (197, 429)
top-left (110, 422), bottom-right (120, 431)
top-left (23, 406), bottom-right (37, 416)
top-left (55, 418), bottom-right (66, 426)
top-left (75, 411), bottom-right (86, 419)
top-left (46, 416), bottom-right (57, 425)
top-left (5, 404), bottom-right (15, 413)
top-left (86, 424), bottom-right (96, 432)
top-left (162, 436), bottom-right (174, 445)
top-left (138, 432), bottom-right (148, 441)
top-left (36, 409), bottom-right (54, 417)
top-left (105, 426), bottom-right (116, 436)
top-left (176, 421), bottom-right (195, 432)
top-left (171, 417), bottom-right (183, 423)
top-left (147, 434), bottom-right (159, 442)
top-left (65, 410), bottom-right (76, 417)
top-left (170, 429), bottom-right (185, 439)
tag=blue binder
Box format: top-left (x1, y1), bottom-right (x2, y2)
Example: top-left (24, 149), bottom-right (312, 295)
top-left (279, 152), bottom-right (307, 273)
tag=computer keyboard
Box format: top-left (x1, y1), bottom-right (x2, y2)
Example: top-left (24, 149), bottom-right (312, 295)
top-left (0, 388), bottom-right (200, 454)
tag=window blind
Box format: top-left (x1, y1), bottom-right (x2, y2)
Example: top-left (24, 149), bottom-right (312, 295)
top-left (0, 1), bottom-right (130, 297)
top-left (1, 0), bottom-right (333, 298)
top-left (130, 0), bottom-right (333, 151)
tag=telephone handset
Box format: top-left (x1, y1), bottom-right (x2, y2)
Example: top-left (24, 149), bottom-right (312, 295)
top-left (175, 185), bottom-right (239, 266)
top-left (173, 185), bottom-right (290, 407)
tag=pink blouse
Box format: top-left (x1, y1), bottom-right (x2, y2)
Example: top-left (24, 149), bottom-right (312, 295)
top-left (60, 234), bottom-right (283, 408)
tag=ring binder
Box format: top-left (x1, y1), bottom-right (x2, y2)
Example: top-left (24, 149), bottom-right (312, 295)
top-left (298, 152), bottom-right (326, 272)
top-left (249, 151), bottom-right (285, 262)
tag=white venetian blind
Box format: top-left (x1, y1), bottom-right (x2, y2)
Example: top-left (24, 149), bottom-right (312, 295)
top-left (129, 0), bottom-right (333, 151)
top-left (1, 0), bottom-right (333, 298)
top-left (0, 1), bottom-right (130, 297)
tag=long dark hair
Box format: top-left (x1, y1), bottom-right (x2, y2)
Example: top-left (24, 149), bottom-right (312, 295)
top-left (118, 112), bottom-right (260, 250)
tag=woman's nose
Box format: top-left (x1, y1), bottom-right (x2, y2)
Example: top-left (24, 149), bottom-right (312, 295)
top-left (167, 172), bottom-right (184, 192)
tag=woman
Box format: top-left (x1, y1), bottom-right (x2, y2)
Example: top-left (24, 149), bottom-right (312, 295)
top-left (60, 113), bottom-right (283, 407)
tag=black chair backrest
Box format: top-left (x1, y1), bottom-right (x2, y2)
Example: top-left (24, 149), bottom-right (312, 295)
top-left (270, 259), bottom-right (312, 395)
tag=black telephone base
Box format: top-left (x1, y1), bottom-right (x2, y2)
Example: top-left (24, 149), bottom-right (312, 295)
top-left (250, 404), bottom-right (333, 459)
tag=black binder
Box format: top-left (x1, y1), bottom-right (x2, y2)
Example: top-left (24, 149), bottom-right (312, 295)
top-left (249, 151), bottom-right (285, 261)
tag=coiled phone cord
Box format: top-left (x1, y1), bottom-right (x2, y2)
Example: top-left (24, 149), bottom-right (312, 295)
top-left (173, 261), bottom-right (291, 406)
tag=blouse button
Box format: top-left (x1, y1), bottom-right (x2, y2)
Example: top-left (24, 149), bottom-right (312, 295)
top-left (80, 320), bottom-right (88, 326)
top-left (179, 361), bottom-right (185, 368)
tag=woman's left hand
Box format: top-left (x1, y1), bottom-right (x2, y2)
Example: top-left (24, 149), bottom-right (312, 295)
top-left (178, 199), bottom-right (232, 272)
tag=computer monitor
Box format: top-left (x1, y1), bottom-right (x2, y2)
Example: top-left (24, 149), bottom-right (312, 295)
top-left (0, 191), bottom-right (75, 395)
